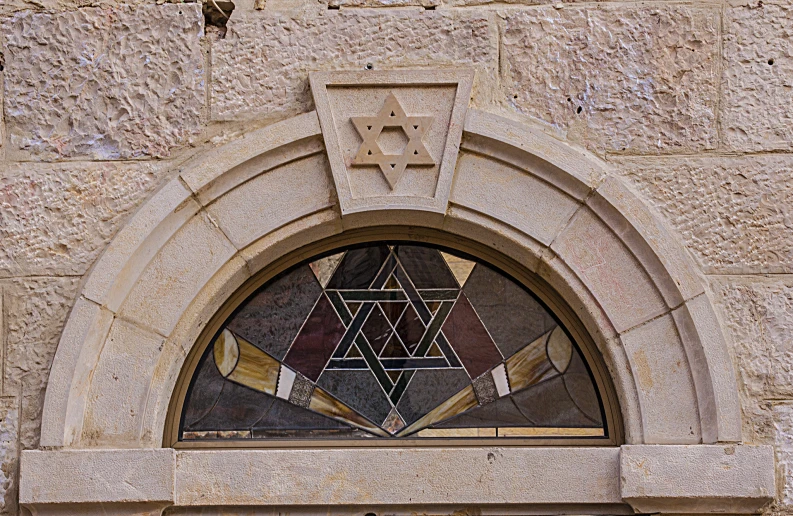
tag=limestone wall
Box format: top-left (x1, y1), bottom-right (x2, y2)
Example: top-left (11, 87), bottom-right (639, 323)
top-left (0, 0), bottom-right (791, 513)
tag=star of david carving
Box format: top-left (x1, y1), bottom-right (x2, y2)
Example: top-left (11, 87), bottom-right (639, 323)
top-left (350, 92), bottom-right (435, 189)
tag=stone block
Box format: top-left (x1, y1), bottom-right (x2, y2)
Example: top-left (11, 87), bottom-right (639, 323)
top-left (179, 111), bottom-right (323, 204)
top-left (672, 294), bottom-right (742, 444)
top-left (211, 10), bottom-right (496, 121)
top-left (619, 314), bottom-right (701, 444)
top-left (0, 161), bottom-right (162, 277)
top-left (206, 153), bottom-right (335, 249)
top-left (614, 155), bottom-right (793, 274)
top-left (621, 444), bottom-right (775, 513)
top-left (722, 3), bottom-right (793, 152)
top-left (450, 152), bottom-right (580, 246)
top-left (82, 180), bottom-right (198, 312)
top-left (711, 277), bottom-right (793, 402)
top-left (240, 209), bottom-right (342, 275)
top-left (774, 402), bottom-right (793, 507)
top-left (1, 278), bottom-right (80, 399)
top-left (501, 5), bottom-right (719, 154)
top-left (39, 297), bottom-right (114, 449)
top-left (20, 449), bottom-right (175, 505)
top-left (82, 320), bottom-right (165, 446)
top-left (462, 109), bottom-right (606, 200)
top-left (550, 207), bottom-right (667, 333)
top-left (3, 4), bottom-right (204, 160)
top-left (175, 448), bottom-right (621, 506)
top-left (0, 277), bottom-right (79, 451)
top-left (118, 212), bottom-right (237, 337)
top-left (0, 398), bottom-right (18, 515)
top-left (1, 0), bottom-right (151, 16)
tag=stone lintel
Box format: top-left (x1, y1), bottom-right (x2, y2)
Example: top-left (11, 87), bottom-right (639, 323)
top-left (20, 445), bottom-right (773, 514)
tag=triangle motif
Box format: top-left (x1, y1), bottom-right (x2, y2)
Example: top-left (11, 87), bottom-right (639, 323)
top-left (426, 341), bottom-right (444, 357)
top-left (346, 302), bottom-right (361, 316)
top-left (381, 335), bottom-right (410, 358)
top-left (309, 252), bottom-right (345, 287)
top-left (345, 344), bottom-right (363, 359)
top-left (440, 252), bottom-right (476, 287)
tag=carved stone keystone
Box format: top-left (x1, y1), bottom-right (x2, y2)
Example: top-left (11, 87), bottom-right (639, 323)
top-left (310, 69), bottom-right (474, 216)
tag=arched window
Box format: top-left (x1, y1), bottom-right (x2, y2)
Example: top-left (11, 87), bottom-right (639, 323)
top-left (172, 241), bottom-right (619, 446)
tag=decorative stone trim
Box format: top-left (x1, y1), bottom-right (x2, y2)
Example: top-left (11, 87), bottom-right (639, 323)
top-left (30, 69), bottom-right (761, 513)
top-left (20, 445), bottom-right (773, 514)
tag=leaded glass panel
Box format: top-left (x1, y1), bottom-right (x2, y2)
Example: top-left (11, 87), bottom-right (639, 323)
top-left (180, 243), bottom-right (606, 441)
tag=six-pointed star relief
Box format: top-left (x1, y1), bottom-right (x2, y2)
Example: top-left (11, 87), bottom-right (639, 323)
top-left (350, 92), bottom-right (435, 189)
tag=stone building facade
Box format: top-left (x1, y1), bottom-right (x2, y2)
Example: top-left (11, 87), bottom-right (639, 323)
top-left (0, 0), bottom-right (790, 513)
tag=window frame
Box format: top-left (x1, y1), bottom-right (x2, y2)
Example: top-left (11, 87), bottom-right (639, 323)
top-left (164, 226), bottom-right (624, 449)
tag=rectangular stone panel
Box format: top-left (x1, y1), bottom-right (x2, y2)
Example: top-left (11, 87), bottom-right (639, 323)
top-left (614, 154), bottom-right (793, 275)
top-left (118, 212), bottom-right (237, 337)
top-left (2, 4), bottom-right (204, 160)
top-left (0, 161), bottom-right (162, 277)
top-left (211, 10), bottom-right (495, 121)
top-left (502, 5), bottom-right (719, 154)
top-left (722, 2), bottom-right (793, 152)
top-left (711, 276), bottom-right (793, 402)
top-left (451, 152), bottom-right (580, 246)
top-left (551, 207), bottom-right (667, 333)
top-left (82, 320), bottom-right (166, 445)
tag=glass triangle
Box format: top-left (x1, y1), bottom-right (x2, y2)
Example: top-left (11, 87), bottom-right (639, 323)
top-left (381, 334), bottom-right (410, 358)
top-left (387, 370), bottom-right (401, 383)
top-left (345, 344), bottom-right (363, 358)
top-left (346, 302), bottom-right (361, 316)
top-left (381, 301), bottom-right (407, 325)
top-left (426, 301), bottom-right (441, 315)
top-left (426, 341), bottom-right (444, 357)
top-left (383, 274), bottom-right (401, 290)
top-left (309, 252), bottom-right (345, 287)
top-left (440, 252), bottom-right (477, 287)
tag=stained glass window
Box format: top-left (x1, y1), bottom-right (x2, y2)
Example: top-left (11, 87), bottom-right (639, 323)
top-left (179, 243), bottom-right (606, 441)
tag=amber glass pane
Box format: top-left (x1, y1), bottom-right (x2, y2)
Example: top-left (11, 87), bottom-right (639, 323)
top-left (180, 243), bottom-right (606, 441)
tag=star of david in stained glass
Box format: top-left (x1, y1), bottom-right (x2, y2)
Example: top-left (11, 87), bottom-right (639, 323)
top-left (180, 243), bottom-right (607, 441)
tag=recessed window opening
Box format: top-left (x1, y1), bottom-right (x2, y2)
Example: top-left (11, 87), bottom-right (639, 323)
top-left (172, 240), bottom-right (618, 446)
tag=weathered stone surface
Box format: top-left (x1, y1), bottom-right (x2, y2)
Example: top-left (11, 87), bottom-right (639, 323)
top-left (0, 162), bottom-right (163, 277)
top-left (0, 399), bottom-right (18, 515)
top-left (1, 278), bottom-right (80, 450)
top-left (614, 156), bottom-right (793, 274)
top-left (774, 402), bottom-right (793, 508)
top-left (211, 10), bottom-right (496, 121)
top-left (3, 4), bottom-right (204, 160)
top-left (711, 277), bottom-right (793, 442)
top-left (722, 2), bottom-right (793, 152)
top-left (0, 0), bottom-right (151, 16)
top-left (501, 5), bottom-right (719, 154)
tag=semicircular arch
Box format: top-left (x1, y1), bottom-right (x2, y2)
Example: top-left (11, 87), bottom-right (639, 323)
top-left (39, 109), bottom-right (741, 449)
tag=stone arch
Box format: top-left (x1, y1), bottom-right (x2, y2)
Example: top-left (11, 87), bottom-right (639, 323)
top-left (37, 108), bottom-right (741, 450)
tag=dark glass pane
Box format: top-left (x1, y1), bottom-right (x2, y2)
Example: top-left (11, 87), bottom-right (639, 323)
top-left (180, 242), bottom-right (607, 441)
top-left (395, 245), bottom-right (457, 289)
top-left (318, 369), bottom-right (392, 425)
top-left (464, 264), bottom-right (557, 359)
top-left (228, 265), bottom-right (322, 360)
top-left (326, 245), bottom-right (390, 289)
top-left (283, 294), bottom-right (347, 381)
top-left (441, 294), bottom-right (503, 379)
top-left (395, 369), bottom-right (471, 425)
top-left (361, 305), bottom-right (392, 355)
